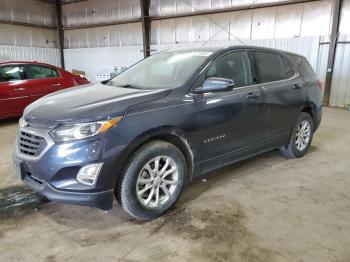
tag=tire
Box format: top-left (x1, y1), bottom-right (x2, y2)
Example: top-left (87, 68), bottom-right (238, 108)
top-left (115, 140), bottom-right (187, 220)
top-left (280, 112), bottom-right (314, 158)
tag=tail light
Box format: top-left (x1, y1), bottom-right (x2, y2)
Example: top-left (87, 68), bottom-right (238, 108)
top-left (316, 79), bottom-right (324, 91)
top-left (73, 75), bottom-right (90, 85)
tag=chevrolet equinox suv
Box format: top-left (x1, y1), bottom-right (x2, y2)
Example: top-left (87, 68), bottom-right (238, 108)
top-left (13, 46), bottom-right (323, 220)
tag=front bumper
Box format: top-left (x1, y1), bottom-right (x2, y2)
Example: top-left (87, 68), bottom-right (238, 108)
top-left (13, 124), bottom-right (127, 210)
top-left (13, 154), bottom-right (115, 210)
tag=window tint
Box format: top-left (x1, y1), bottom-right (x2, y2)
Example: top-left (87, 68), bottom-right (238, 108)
top-left (0, 65), bottom-right (22, 82)
top-left (253, 51), bottom-right (295, 84)
top-left (23, 65), bottom-right (59, 79)
top-left (285, 54), bottom-right (315, 79)
top-left (205, 51), bottom-right (253, 88)
top-left (282, 58), bottom-right (296, 79)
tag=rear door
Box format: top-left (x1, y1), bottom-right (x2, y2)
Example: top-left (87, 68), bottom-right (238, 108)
top-left (194, 50), bottom-right (269, 171)
top-left (22, 64), bottom-right (66, 105)
top-left (0, 64), bottom-right (28, 117)
top-left (251, 51), bottom-right (306, 143)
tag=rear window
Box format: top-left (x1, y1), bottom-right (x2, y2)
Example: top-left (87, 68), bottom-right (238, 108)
top-left (285, 54), bottom-right (316, 79)
top-left (252, 51), bottom-right (296, 84)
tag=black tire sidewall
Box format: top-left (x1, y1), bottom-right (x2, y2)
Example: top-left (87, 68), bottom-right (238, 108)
top-left (118, 141), bottom-right (186, 220)
top-left (289, 113), bottom-right (314, 158)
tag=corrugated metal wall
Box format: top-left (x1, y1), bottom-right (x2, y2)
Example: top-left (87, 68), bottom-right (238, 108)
top-left (61, 0), bottom-right (143, 78)
top-left (0, 45), bottom-right (61, 66)
top-left (0, 24), bottom-right (58, 48)
top-left (64, 45), bottom-right (144, 81)
top-left (62, 0), bottom-right (141, 27)
top-left (151, 36), bottom-right (327, 86)
top-left (61, 0), bottom-right (349, 107)
top-left (0, 0), bottom-right (60, 66)
top-left (150, 1), bottom-right (333, 44)
top-left (330, 0), bottom-right (350, 107)
top-left (0, 0), bottom-right (57, 28)
top-left (64, 23), bottom-right (143, 48)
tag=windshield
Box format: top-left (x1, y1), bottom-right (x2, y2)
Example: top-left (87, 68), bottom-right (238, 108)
top-left (110, 51), bottom-right (212, 89)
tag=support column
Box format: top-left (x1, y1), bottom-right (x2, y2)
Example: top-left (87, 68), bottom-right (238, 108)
top-left (324, 0), bottom-right (342, 105)
top-left (140, 0), bottom-right (151, 58)
top-left (56, 0), bottom-right (65, 69)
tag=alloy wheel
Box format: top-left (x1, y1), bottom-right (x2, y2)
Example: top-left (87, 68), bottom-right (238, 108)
top-left (136, 156), bottom-right (179, 209)
top-left (295, 120), bottom-right (311, 151)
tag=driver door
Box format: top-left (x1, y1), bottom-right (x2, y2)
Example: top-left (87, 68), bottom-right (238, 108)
top-left (193, 50), bottom-right (269, 172)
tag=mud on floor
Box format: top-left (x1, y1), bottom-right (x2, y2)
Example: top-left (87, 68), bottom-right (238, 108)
top-left (0, 185), bottom-right (47, 220)
top-left (144, 199), bottom-right (277, 262)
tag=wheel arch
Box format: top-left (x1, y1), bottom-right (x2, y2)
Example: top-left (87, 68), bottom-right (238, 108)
top-left (300, 102), bottom-right (317, 126)
top-left (113, 126), bottom-right (196, 188)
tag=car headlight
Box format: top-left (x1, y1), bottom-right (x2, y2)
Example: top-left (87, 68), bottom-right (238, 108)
top-left (50, 116), bottom-right (123, 142)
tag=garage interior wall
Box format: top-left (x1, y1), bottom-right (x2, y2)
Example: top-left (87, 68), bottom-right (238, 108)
top-left (330, 0), bottom-right (350, 107)
top-left (62, 0), bottom-right (144, 81)
top-left (0, 0), bottom-right (60, 66)
top-left (1, 0), bottom-right (349, 107)
top-left (61, 0), bottom-right (350, 107)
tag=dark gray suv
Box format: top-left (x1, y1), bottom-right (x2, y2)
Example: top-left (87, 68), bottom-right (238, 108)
top-left (13, 46), bottom-right (323, 220)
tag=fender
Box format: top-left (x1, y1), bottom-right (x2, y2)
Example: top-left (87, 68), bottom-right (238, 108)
top-left (110, 126), bottom-right (199, 188)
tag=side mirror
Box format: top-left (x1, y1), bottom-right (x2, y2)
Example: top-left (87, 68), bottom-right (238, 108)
top-left (195, 77), bottom-right (234, 93)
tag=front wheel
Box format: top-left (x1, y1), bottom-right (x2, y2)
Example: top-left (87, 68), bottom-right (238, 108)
top-left (116, 140), bottom-right (186, 220)
top-left (280, 112), bottom-right (314, 158)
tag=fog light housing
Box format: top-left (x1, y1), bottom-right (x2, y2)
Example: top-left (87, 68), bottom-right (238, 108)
top-left (76, 163), bottom-right (103, 186)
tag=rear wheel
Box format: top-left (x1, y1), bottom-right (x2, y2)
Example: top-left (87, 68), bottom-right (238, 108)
top-left (280, 112), bottom-right (314, 158)
top-left (116, 140), bottom-right (186, 220)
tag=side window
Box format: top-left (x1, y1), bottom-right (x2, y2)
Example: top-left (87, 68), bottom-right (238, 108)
top-left (253, 51), bottom-right (295, 84)
top-left (205, 51), bottom-right (253, 88)
top-left (23, 65), bottom-right (59, 79)
top-left (51, 68), bottom-right (60, 77)
top-left (0, 65), bottom-right (22, 82)
top-left (282, 58), bottom-right (296, 79)
top-left (285, 54), bottom-right (316, 79)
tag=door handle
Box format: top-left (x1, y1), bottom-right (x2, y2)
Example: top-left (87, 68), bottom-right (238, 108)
top-left (246, 92), bottom-right (261, 100)
top-left (51, 83), bottom-right (61, 87)
top-left (293, 84), bottom-right (303, 89)
top-left (14, 87), bottom-right (25, 91)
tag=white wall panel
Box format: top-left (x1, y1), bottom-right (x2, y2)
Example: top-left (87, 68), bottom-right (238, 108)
top-left (151, 36), bottom-right (327, 82)
top-left (150, 0), bottom-right (315, 16)
top-left (330, 36), bottom-right (350, 107)
top-left (316, 42), bottom-right (329, 96)
top-left (208, 13), bottom-right (231, 42)
top-left (0, 45), bottom-right (60, 67)
top-left (0, 24), bottom-right (58, 48)
top-left (300, 1), bottom-right (332, 37)
top-left (229, 10), bottom-right (253, 40)
top-left (62, 0), bottom-right (141, 28)
top-left (64, 23), bottom-right (143, 48)
top-left (175, 17), bottom-right (192, 43)
top-left (275, 4), bottom-right (303, 38)
top-left (150, 1), bottom-right (334, 45)
top-left (339, 0), bottom-right (350, 35)
top-left (251, 7), bottom-right (276, 39)
top-left (0, 0), bottom-right (57, 27)
top-left (160, 19), bottom-right (176, 44)
top-left (64, 46), bottom-right (144, 81)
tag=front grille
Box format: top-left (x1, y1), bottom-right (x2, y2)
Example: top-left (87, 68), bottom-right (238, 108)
top-left (18, 131), bottom-right (47, 157)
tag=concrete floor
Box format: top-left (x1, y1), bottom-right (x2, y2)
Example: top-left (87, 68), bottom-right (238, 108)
top-left (0, 107), bottom-right (349, 262)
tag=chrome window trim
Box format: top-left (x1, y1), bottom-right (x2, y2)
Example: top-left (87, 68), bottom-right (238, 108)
top-left (190, 73), bottom-right (301, 98)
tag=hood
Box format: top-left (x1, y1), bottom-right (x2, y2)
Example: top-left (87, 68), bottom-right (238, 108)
top-left (24, 83), bottom-right (169, 123)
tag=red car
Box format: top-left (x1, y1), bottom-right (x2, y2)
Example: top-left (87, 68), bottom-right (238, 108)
top-left (0, 61), bottom-right (90, 119)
